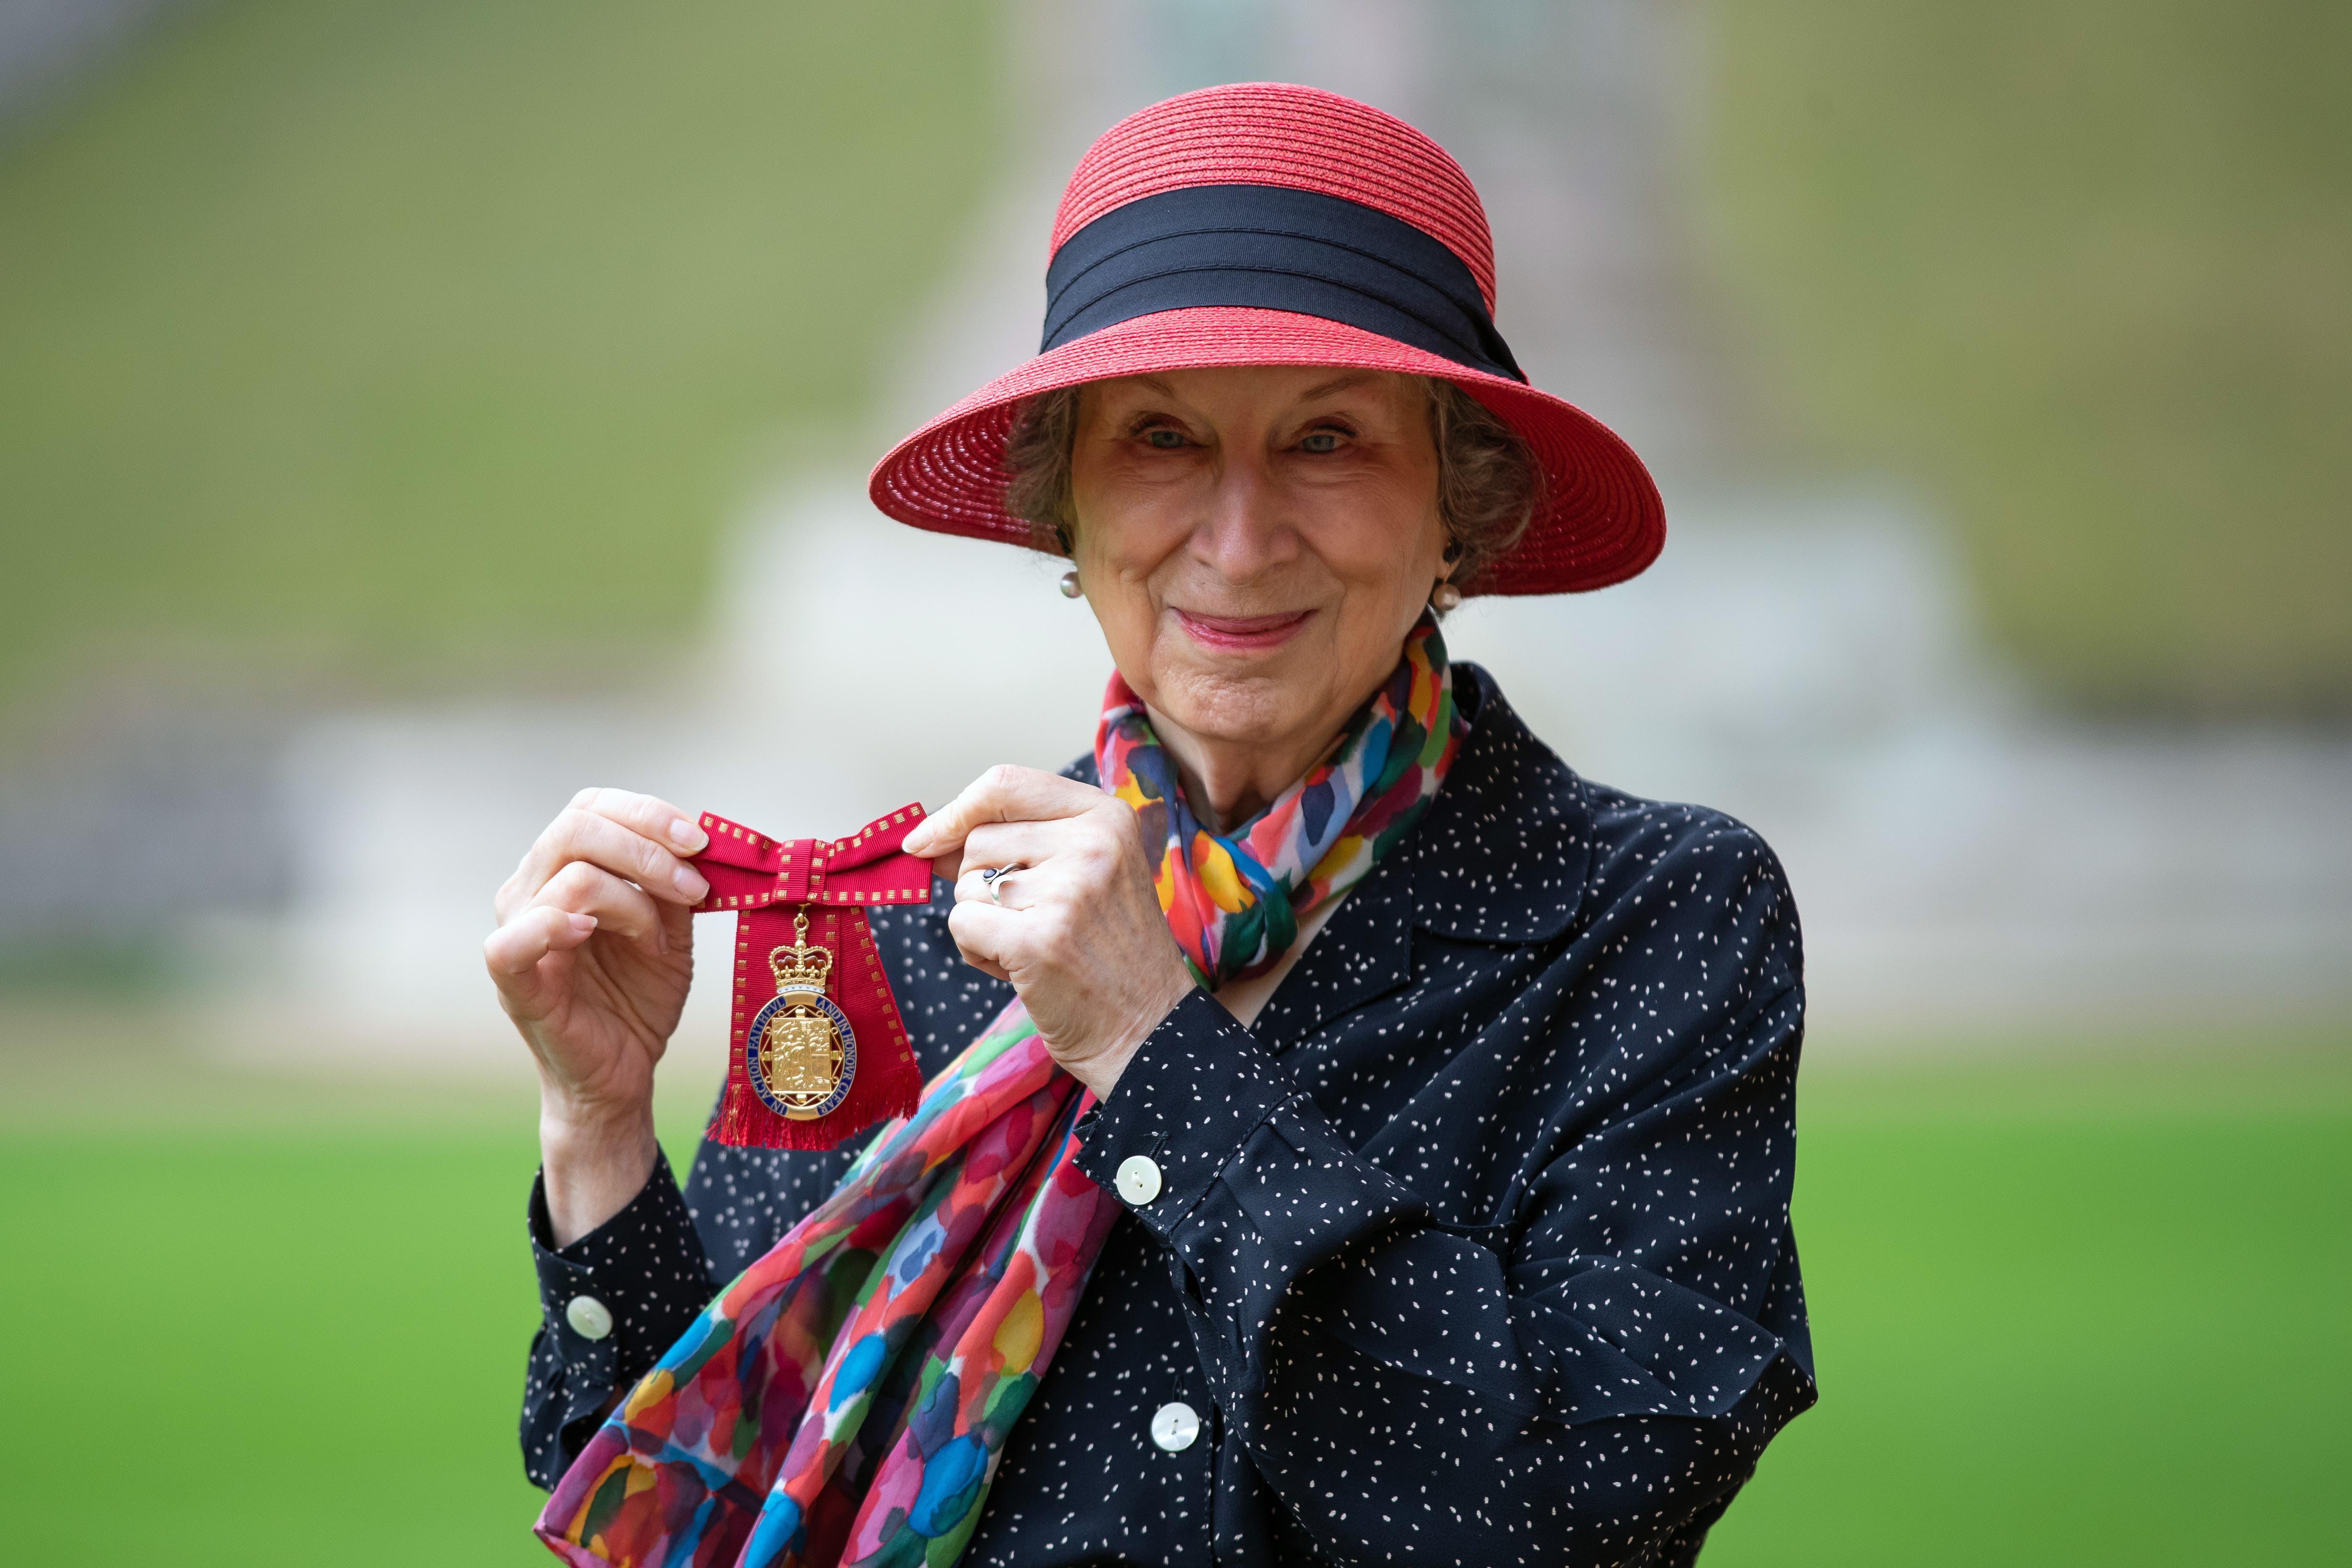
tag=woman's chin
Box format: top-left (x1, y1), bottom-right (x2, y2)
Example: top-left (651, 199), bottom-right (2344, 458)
top-left (1147, 660), bottom-right (1323, 745)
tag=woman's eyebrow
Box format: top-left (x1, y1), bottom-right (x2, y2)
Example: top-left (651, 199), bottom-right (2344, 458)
top-left (1296, 372), bottom-right (1381, 402)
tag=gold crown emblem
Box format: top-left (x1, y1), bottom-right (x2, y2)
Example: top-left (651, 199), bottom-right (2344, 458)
top-left (769, 916), bottom-right (834, 999)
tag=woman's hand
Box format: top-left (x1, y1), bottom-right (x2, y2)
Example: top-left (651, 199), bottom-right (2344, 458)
top-left (485, 787), bottom-right (710, 1243)
top-left (904, 767), bottom-right (1196, 1099)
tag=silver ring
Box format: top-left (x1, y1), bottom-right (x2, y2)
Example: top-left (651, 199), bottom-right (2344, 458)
top-left (980, 864), bottom-right (1023, 905)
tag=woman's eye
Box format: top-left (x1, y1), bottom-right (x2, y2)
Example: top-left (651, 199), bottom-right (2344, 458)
top-left (1299, 430), bottom-right (1343, 453)
top-left (1144, 428), bottom-right (1188, 450)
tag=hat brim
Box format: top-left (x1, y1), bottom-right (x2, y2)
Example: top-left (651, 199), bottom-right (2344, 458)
top-left (867, 306), bottom-right (1663, 596)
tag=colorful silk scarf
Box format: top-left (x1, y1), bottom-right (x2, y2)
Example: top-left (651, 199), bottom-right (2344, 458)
top-left (536, 616), bottom-right (1465, 1568)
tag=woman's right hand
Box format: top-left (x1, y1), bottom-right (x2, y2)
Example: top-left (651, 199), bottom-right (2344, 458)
top-left (485, 787), bottom-right (710, 1243)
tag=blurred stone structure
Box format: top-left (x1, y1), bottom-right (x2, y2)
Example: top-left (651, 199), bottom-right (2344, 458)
top-left (6, 0), bottom-right (2345, 1062)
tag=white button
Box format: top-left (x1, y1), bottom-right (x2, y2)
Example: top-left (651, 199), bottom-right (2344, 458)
top-left (1114, 1155), bottom-right (1163, 1206)
top-left (1151, 1400), bottom-right (1201, 1453)
top-left (564, 1294), bottom-right (613, 1341)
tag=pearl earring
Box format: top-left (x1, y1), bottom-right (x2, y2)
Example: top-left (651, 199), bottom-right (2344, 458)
top-left (1058, 569), bottom-right (1083, 599)
top-left (1431, 581), bottom-right (1463, 612)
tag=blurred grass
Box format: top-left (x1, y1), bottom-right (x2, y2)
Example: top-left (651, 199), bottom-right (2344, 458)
top-left (2, 1016), bottom-right (2345, 1562)
top-left (1711, 1036), bottom-right (2352, 1563)
top-left (0, 0), bottom-right (997, 731)
top-left (2, 1130), bottom-right (550, 1565)
top-left (1700, 0), bottom-right (2352, 715)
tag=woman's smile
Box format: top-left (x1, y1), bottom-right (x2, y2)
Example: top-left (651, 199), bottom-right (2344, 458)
top-left (1172, 607), bottom-right (1315, 653)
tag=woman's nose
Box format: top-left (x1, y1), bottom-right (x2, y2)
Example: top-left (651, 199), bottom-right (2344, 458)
top-left (1191, 458), bottom-right (1294, 581)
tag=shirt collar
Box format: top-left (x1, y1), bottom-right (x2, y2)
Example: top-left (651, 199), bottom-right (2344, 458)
top-left (1238, 662), bottom-right (1593, 1052)
top-left (1391, 661), bottom-right (1594, 944)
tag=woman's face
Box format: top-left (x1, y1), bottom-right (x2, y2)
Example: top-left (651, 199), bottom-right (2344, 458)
top-left (1068, 365), bottom-right (1447, 770)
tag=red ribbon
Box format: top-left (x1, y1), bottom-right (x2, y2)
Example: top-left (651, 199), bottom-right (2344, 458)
top-left (687, 803), bottom-right (932, 1150)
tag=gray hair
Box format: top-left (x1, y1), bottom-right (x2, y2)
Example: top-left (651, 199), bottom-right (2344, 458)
top-left (1000, 376), bottom-right (1543, 593)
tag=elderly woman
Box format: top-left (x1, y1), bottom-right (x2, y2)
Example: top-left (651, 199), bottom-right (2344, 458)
top-left (491, 85), bottom-right (1813, 1567)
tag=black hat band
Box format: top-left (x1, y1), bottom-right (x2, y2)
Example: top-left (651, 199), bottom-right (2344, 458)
top-left (1042, 183), bottom-right (1525, 383)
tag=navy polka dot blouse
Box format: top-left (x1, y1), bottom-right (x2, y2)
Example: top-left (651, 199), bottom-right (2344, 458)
top-left (522, 665), bottom-right (1816, 1565)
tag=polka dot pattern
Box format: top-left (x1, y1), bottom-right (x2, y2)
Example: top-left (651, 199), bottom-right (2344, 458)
top-left (520, 666), bottom-right (1815, 1563)
top-left (519, 1152), bottom-right (724, 1485)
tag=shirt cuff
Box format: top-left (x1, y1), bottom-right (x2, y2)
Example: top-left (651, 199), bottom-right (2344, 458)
top-left (1072, 988), bottom-right (1297, 1239)
top-left (528, 1148), bottom-right (714, 1379)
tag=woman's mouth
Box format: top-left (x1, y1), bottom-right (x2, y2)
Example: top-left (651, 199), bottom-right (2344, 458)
top-left (1173, 609), bottom-right (1315, 653)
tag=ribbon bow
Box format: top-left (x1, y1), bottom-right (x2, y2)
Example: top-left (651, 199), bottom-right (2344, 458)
top-left (689, 804), bottom-right (933, 1150)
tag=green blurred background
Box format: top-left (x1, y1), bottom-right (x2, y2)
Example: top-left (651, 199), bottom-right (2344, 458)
top-left (0, 0), bottom-right (998, 727)
top-left (1703, 0), bottom-right (2352, 715)
top-left (4, 0), bottom-right (2345, 725)
top-left (0, 0), bottom-right (2345, 1562)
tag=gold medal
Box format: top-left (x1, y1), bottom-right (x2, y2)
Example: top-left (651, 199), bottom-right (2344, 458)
top-left (745, 908), bottom-right (859, 1121)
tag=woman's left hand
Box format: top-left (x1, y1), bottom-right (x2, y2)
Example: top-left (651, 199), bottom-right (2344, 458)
top-left (902, 766), bottom-right (1196, 1099)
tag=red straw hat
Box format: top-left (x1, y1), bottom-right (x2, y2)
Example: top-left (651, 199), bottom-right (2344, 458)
top-left (868, 82), bottom-right (1664, 596)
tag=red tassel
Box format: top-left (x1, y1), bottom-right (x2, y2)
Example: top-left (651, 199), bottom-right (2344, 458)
top-left (687, 805), bottom-right (932, 1151)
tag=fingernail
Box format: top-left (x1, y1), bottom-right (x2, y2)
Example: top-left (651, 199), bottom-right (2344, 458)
top-left (674, 865), bottom-right (709, 899)
top-left (568, 913), bottom-right (597, 933)
top-left (670, 817), bottom-right (707, 852)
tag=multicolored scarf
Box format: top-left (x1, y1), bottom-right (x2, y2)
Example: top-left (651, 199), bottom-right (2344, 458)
top-left (1099, 614), bottom-right (1462, 988)
top-left (536, 616), bottom-right (1465, 1568)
